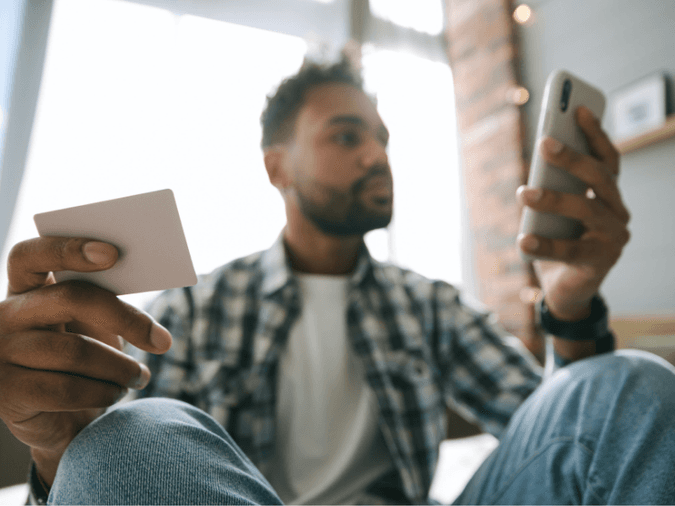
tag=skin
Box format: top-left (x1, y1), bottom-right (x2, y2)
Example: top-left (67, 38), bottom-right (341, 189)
top-left (264, 83), bottom-right (393, 275)
top-left (516, 106), bottom-right (630, 360)
top-left (0, 239), bottom-right (171, 485)
top-left (0, 84), bottom-right (628, 487)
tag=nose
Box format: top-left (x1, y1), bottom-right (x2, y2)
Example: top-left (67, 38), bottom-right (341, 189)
top-left (360, 135), bottom-right (389, 169)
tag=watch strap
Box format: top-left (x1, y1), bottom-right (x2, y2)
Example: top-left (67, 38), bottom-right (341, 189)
top-left (538, 294), bottom-right (609, 341)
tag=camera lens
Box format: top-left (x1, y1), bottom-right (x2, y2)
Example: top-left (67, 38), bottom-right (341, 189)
top-left (560, 79), bottom-right (572, 112)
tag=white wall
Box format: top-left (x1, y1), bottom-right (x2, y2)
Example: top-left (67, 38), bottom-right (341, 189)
top-left (517, 0), bottom-right (675, 315)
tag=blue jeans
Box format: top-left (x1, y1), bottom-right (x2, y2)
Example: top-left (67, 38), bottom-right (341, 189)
top-left (49, 350), bottom-right (675, 505)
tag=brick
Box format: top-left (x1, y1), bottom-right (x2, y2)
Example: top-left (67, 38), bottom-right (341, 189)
top-left (446, 0), bottom-right (499, 32)
top-left (452, 45), bottom-right (516, 105)
top-left (444, 0), bottom-right (543, 353)
top-left (461, 106), bottom-right (520, 149)
top-left (447, 3), bottom-right (512, 60)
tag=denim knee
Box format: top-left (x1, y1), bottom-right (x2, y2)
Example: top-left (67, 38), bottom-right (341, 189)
top-left (50, 398), bottom-right (281, 505)
top-left (541, 348), bottom-right (675, 451)
top-left (456, 350), bottom-right (675, 505)
top-left (564, 350), bottom-right (675, 504)
top-left (61, 397), bottom-right (222, 462)
top-left (563, 349), bottom-right (675, 399)
top-left (522, 349), bottom-right (675, 442)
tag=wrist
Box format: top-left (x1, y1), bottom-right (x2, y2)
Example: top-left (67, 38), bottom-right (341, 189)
top-left (552, 331), bottom-right (615, 365)
top-left (31, 448), bottom-right (64, 488)
top-left (544, 296), bottom-right (593, 322)
top-left (538, 294), bottom-right (609, 341)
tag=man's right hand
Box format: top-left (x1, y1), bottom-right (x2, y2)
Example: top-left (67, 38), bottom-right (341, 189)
top-left (0, 237), bottom-right (173, 487)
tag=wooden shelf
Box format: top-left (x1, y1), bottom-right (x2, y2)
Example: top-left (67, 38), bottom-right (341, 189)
top-left (615, 115), bottom-right (675, 154)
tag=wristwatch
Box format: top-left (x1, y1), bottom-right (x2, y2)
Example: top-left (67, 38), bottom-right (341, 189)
top-left (537, 294), bottom-right (609, 341)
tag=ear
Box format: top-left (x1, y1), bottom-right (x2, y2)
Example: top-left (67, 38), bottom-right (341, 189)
top-left (264, 146), bottom-right (290, 192)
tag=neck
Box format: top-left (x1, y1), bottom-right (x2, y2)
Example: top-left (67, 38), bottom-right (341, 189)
top-left (283, 219), bottom-right (363, 276)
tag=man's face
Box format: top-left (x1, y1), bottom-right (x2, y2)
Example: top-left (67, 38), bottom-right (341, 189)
top-left (284, 83), bottom-right (393, 236)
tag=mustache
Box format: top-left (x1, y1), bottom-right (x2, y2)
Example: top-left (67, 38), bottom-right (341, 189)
top-left (352, 165), bottom-right (393, 194)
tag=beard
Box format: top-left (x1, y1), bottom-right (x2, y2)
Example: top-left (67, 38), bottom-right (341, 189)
top-left (294, 171), bottom-right (393, 237)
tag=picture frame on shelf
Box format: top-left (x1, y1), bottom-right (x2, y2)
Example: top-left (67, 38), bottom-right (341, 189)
top-left (610, 72), bottom-right (668, 142)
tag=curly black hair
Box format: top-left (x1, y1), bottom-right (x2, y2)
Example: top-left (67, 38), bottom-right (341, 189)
top-left (260, 56), bottom-right (366, 149)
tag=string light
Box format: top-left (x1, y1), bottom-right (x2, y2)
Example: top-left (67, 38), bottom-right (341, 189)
top-left (513, 4), bottom-right (533, 25)
top-left (520, 286), bottom-right (542, 305)
top-left (511, 86), bottom-right (530, 105)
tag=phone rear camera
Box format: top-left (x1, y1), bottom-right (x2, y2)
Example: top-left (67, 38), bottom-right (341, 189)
top-left (560, 79), bottom-right (572, 112)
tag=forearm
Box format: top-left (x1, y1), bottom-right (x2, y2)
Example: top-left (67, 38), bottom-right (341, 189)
top-left (28, 446), bottom-right (69, 503)
top-left (31, 448), bottom-right (64, 488)
top-left (552, 338), bottom-right (596, 363)
top-left (547, 296), bottom-right (597, 363)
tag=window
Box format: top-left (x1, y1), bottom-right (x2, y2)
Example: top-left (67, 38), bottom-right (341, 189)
top-left (362, 46), bottom-right (462, 286)
top-left (0, 0), bottom-right (306, 307)
top-left (0, 0), bottom-right (462, 311)
top-left (369, 0), bottom-right (444, 35)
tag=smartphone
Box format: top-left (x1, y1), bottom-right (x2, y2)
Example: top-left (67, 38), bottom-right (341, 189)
top-left (519, 69), bottom-right (606, 262)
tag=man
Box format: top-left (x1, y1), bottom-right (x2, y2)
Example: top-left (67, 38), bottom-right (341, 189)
top-left (1, 58), bottom-right (674, 505)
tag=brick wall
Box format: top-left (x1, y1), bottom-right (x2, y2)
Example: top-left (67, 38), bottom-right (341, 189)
top-left (444, 0), bottom-right (544, 359)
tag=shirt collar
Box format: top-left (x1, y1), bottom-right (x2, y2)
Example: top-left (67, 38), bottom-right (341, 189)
top-left (259, 231), bottom-right (377, 297)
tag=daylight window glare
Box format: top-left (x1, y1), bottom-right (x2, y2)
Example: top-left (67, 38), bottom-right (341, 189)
top-left (0, 0), bottom-right (462, 309)
top-left (369, 0), bottom-right (444, 35)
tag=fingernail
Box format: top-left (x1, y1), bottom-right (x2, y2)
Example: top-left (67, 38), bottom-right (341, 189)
top-left (150, 321), bottom-right (172, 352)
top-left (523, 188), bottom-right (543, 202)
top-left (543, 137), bottom-right (563, 154)
top-left (83, 241), bottom-right (116, 265)
top-left (520, 235), bottom-right (540, 251)
top-left (129, 364), bottom-right (151, 390)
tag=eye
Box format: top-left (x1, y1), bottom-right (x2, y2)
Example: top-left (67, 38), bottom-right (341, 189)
top-left (334, 130), bottom-right (361, 148)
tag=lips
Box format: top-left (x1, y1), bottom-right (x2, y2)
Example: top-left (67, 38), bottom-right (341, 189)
top-left (360, 176), bottom-right (393, 209)
top-left (361, 175), bottom-right (393, 193)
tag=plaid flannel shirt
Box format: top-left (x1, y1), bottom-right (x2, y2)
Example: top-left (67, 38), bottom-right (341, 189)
top-left (130, 234), bottom-right (543, 504)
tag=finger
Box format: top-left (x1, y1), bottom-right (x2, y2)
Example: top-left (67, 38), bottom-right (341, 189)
top-left (517, 185), bottom-right (624, 232)
top-left (65, 321), bottom-right (125, 351)
top-left (517, 233), bottom-right (625, 266)
top-left (539, 138), bottom-right (631, 224)
top-left (576, 106), bottom-right (620, 171)
top-left (518, 185), bottom-right (593, 223)
top-left (0, 281), bottom-right (172, 353)
top-left (0, 330), bottom-right (150, 390)
top-left (7, 237), bottom-right (118, 295)
top-left (3, 364), bottom-right (129, 413)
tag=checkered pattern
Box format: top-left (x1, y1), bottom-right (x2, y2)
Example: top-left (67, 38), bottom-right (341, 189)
top-left (130, 234), bottom-right (543, 504)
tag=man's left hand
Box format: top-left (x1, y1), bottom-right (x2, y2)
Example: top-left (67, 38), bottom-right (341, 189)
top-left (516, 106), bottom-right (631, 321)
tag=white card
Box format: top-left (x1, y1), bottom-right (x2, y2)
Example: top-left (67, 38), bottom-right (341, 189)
top-left (34, 189), bottom-right (198, 295)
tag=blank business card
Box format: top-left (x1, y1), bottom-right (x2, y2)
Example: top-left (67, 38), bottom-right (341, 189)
top-left (34, 189), bottom-right (198, 295)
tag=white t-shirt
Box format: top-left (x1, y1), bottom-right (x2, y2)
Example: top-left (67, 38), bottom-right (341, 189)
top-left (265, 274), bottom-right (393, 504)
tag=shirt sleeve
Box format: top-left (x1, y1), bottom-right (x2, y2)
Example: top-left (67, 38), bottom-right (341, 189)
top-left (431, 282), bottom-right (544, 438)
top-left (124, 286), bottom-right (196, 401)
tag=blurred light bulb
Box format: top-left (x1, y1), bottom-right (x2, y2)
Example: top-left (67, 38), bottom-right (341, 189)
top-left (520, 286), bottom-right (542, 305)
top-left (511, 86), bottom-right (530, 105)
top-left (513, 4), bottom-right (532, 24)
